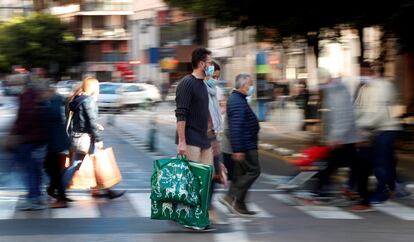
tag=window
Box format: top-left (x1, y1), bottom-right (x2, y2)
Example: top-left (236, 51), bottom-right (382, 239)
top-left (125, 85), bottom-right (142, 92)
top-left (100, 84), bottom-right (120, 94)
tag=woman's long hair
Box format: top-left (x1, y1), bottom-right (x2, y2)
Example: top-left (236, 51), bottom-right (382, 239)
top-left (69, 76), bottom-right (99, 102)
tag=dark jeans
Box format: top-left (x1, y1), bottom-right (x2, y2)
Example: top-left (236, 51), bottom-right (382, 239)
top-left (317, 144), bottom-right (357, 193)
top-left (44, 152), bottom-right (67, 200)
top-left (16, 144), bottom-right (46, 199)
top-left (227, 150), bottom-right (261, 204)
top-left (373, 131), bottom-right (397, 193)
top-left (62, 152), bottom-right (85, 188)
top-left (223, 153), bottom-right (235, 181)
top-left (355, 146), bottom-right (373, 205)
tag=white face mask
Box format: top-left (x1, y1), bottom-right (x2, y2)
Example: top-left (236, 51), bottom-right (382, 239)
top-left (204, 65), bottom-right (214, 77)
top-left (247, 86), bottom-right (255, 96)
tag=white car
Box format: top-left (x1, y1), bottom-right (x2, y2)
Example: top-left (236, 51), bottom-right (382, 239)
top-left (54, 80), bottom-right (81, 98)
top-left (136, 83), bottom-right (162, 103)
top-left (98, 82), bottom-right (160, 112)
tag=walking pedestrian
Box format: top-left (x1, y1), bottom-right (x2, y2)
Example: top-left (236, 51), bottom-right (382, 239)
top-left (220, 73), bottom-right (261, 216)
top-left (63, 76), bottom-right (125, 199)
top-left (44, 87), bottom-right (71, 208)
top-left (354, 63), bottom-right (402, 204)
top-left (12, 79), bottom-right (49, 211)
top-left (205, 61), bottom-right (228, 224)
top-left (175, 47), bottom-right (215, 231)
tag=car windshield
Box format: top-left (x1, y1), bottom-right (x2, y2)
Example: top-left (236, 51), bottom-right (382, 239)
top-left (100, 84), bottom-right (120, 94)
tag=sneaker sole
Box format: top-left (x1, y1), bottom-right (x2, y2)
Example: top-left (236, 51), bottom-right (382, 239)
top-left (351, 208), bottom-right (375, 213)
top-left (219, 198), bottom-right (235, 214)
top-left (232, 209), bottom-right (257, 217)
top-left (183, 225), bottom-right (216, 232)
top-left (219, 197), bottom-right (257, 217)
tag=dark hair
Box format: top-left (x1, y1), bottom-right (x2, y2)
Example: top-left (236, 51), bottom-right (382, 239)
top-left (191, 48), bottom-right (212, 69)
top-left (212, 61), bottom-right (221, 71)
top-left (360, 61), bottom-right (372, 69)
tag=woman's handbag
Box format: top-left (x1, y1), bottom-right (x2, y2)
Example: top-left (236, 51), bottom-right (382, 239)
top-left (66, 110), bottom-right (91, 154)
top-left (71, 132), bottom-right (91, 154)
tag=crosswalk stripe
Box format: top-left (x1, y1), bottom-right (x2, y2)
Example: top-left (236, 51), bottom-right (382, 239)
top-left (127, 193), bottom-right (151, 218)
top-left (373, 201), bottom-right (414, 221)
top-left (214, 218), bottom-right (250, 242)
top-left (246, 203), bottom-right (273, 218)
top-left (211, 197), bottom-right (273, 218)
top-left (3, 191), bottom-right (414, 221)
top-left (51, 195), bottom-right (100, 219)
top-left (0, 200), bottom-right (17, 219)
top-left (270, 194), bottom-right (362, 220)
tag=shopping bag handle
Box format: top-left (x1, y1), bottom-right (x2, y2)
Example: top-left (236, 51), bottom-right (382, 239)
top-left (177, 154), bottom-right (188, 161)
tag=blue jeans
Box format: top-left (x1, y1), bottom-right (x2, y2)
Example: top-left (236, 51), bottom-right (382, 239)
top-left (16, 144), bottom-right (46, 199)
top-left (62, 152), bottom-right (85, 188)
top-left (62, 142), bottom-right (96, 188)
top-left (373, 131), bottom-right (397, 193)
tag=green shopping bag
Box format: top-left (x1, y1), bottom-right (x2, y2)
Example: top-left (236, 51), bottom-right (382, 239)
top-left (150, 156), bottom-right (200, 206)
top-left (150, 156), bottom-right (213, 228)
top-left (175, 161), bottom-right (213, 228)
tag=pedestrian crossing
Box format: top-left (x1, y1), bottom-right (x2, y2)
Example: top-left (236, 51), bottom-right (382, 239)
top-left (1, 191), bottom-right (414, 222)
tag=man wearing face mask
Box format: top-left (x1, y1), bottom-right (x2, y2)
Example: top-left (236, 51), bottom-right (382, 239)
top-left (220, 73), bottom-right (260, 216)
top-left (175, 49), bottom-right (216, 231)
top-left (176, 48), bottom-right (213, 165)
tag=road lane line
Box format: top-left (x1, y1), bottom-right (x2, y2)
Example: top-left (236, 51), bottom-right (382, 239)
top-left (127, 193), bottom-right (151, 218)
top-left (373, 201), bottom-right (414, 221)
top-left (0, 200), bottom-right (17, 219)
top-left (270, 194), bottom-right (362, 220)
top-left (51, 195), bottom-right (100, 219)
top-left (214, 218), bottom-right (251, 242)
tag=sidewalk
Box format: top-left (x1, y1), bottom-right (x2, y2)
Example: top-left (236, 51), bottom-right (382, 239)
top-left (257, 103), bottom-right (314, 163)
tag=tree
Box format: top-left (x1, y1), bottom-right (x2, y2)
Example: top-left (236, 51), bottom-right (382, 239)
top-left (164, 0), bottom-right (410, 62)
top-left (0, 13), bottom-right (77, 74)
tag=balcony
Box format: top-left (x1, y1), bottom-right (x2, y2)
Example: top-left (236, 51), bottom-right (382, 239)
top-left (79, 27), bottom-right (131, 41)
top-left (79, 2), bottom-right (132, 15)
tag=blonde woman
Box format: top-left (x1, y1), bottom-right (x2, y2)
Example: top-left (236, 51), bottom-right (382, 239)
top-left (63, 77), bottom-right (124, 199)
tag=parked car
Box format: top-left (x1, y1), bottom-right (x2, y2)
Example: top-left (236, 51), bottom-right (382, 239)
top-left (98, 82), bottom-right (160, 112)
top-left (53, 80), bottom-right (81, 98)
top-left (136, 83), bottom-right (162, 103)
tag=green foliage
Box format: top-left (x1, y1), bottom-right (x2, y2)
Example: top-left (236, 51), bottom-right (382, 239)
top-left (0, 13), bottom-right (78, 73)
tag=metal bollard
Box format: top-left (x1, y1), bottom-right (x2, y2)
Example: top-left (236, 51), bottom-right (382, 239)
top-left (148, 116), bottom-right (157, 152)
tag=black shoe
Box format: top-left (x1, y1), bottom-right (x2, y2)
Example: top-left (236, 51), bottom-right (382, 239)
top-left (62, 197), bottom-right (75, 202)
top-left (49, 200), bottom-right (68, 209)
top-left (47, 186), bottom-right (58, 199)
top-left (106, 189), bottom-right (126, 199)
top-left (233, 203), bottom-right (257, 217)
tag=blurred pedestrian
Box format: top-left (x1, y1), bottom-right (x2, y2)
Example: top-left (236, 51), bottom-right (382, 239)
top-left (175, 47), bottom-right (215, 231)
top-left (316, 68), bottom-right (361, 200)
top-left (294, 80), bottom-right (310, 130)
top-left (220, 73), bottom-right (261, 216)
top-left (355, 63), bottom-right (402, 204)
top-left (64, 76), bottom-right (125, 199)
top-left (44, 87), bottom-right (71, 208)
top-left (205, 61), bottom-right (228, 224)
top-left (12, 79), bottom-right (49, 211)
